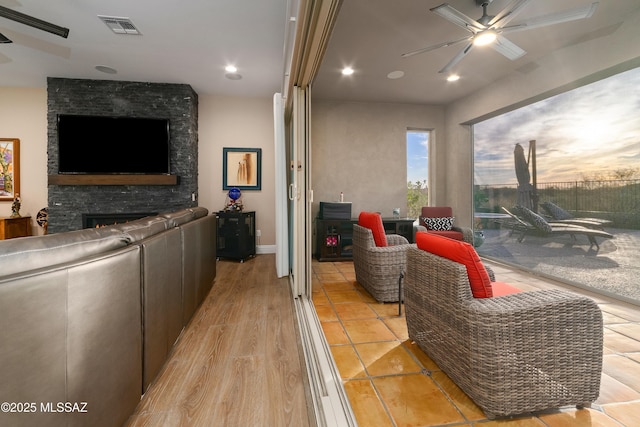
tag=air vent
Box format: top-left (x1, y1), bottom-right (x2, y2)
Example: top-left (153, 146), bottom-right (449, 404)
top-left (98, 15), bottom-right (141, 35)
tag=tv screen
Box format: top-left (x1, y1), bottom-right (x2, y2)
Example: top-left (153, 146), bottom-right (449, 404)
top-left (57, 115), bottom-right (170, 174)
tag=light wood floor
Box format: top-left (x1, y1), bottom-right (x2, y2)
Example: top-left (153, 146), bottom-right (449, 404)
top-left (126, 254), bottom-right (312, 427)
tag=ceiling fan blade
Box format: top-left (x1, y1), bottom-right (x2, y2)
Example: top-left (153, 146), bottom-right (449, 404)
top-left (488, 0), bottom-right (533, 28)
top-left (0, 31), bottom-right (12, 43)
top-left (0, 5), bottom-right (69, 38)
top-left (401, 36), bottom-right (470, 58)
top-left (501, 2), bottom-right (599, 34)
top-left (490, 35), bottom-right (526, 60)
top-left (439, 42), bottom-right (473, 74)
top-left (430, 3), bottom-right (485, 33)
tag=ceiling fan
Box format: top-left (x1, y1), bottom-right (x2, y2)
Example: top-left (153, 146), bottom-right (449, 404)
top-left (402, 0), bottom-right (599, 74)
top-left (0, 5), bottom-right (69, 44)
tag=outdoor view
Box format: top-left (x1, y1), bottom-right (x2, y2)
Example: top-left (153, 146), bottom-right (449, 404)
top-left (473, 66), bottom-right (640, 303)
top-left (407, 130), bottom-right (429, 219)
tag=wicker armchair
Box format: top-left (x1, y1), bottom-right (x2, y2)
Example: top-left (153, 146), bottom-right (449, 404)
top-left (419, 206), bottom-right (473, 243)
top-left (352, 224), bottom-right (414, 302)
top-left (404, 246), bottom-right (603, 418)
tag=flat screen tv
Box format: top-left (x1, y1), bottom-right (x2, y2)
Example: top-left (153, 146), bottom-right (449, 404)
top-left (57, 114), bottom-right (170, 174)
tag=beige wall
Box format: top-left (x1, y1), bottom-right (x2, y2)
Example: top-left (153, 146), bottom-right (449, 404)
top-left (198, 95), bottom-right (276, 247)
top-left (0, 87), bottom-right (48, 236)
top-left (0, 88), bottom-right (277, 246)
top-left (311, 100), bottom-right (444, 220)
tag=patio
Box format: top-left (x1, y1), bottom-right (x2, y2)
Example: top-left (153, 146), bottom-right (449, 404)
top-left (477, 226), bottom-right (640, 305)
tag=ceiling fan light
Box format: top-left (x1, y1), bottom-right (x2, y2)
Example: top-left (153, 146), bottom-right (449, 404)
top-left (473, 30), bottom-right (497, 46)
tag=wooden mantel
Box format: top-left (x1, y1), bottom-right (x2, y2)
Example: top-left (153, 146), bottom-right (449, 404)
top-left (48, 174), bottom-right (179, 186)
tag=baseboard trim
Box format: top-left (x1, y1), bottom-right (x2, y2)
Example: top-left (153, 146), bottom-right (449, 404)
top-left (256, 244), bottom-right (276, 254)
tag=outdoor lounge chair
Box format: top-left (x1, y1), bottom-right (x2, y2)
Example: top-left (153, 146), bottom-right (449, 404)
top-left (540, 201), bottom-right (612, 229)
top-left (502, 206), bottom-right (613, 249)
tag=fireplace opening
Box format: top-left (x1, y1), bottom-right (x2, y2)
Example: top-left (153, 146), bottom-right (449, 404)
top-left (82, 212), bottom-right (157, 229)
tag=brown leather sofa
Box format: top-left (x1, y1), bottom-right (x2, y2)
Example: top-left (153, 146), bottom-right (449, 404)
top-left (0, 207), bottom-right (216, 427)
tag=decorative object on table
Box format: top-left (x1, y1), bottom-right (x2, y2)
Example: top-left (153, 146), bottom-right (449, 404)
top-left (0, 138), bottom-right (20, 201)
top-left (223, 187), bottom-right (244, 212)
top-left (393, 208), bottom-right (400, 219)
top-left (37, 207), bottom-right (49, 234)
top-left (10, 193), bottom-right (21, 217)
top-left (222, 147), bottom-right (262, 190)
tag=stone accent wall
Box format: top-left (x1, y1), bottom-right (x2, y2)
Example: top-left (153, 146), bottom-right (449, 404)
top-left (47, 78), bottom-right (198, 233)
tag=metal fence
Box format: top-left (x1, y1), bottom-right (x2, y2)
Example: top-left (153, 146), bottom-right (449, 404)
top-left (475, 179), bottom-right (640, 229)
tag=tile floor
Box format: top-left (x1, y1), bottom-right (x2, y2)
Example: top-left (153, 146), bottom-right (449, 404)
top-left (312, 258), bottom-right (640, 427)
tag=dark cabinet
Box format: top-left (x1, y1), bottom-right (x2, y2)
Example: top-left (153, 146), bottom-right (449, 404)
top-left (216, 211), bottom-right (256, 262)
top-left (315, 217), bottom-right (415, 261)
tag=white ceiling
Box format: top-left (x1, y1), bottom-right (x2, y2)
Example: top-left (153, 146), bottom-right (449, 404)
top-left (1, 0), bottom-right (639, 104)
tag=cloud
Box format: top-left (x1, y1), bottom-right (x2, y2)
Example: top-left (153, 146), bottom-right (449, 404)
top-left (475, 66), bottom-right (640, 185)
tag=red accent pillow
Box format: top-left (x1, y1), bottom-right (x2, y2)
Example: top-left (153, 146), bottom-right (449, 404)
top-left (358, 212), bottom-right (388, 247)
top-left (416, 231), bottom-right (492, 298)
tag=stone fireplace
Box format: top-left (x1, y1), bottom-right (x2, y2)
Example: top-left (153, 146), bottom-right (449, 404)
top-left (47, 78), bottom-right (199, 233)
top-left (82, 212), bottom-right (158, 229)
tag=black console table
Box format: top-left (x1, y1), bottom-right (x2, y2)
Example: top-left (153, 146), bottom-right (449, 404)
top-left (216, 211), bottom-right (256, 262)
top-left (315, 217), bottom-right (415, 261)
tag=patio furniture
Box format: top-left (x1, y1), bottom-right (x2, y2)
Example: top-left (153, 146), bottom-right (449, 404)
top-left (352, 212), bottom-right (414, 303)
top-left (418, 206), bottom-right (473, 243)
top-left (404, 238), bottom-right (603, 418)
top-left (540, 201), bottom-right (613, 229)
top-left (502, 206), bottom-right (613, 249)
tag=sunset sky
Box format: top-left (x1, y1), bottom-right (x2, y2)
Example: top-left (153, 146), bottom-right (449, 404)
top-left (474, 66), bottom-right (640, 185)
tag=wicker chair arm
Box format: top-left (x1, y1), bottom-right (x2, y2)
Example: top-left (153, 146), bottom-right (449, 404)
top-left (451, 226), bottom-right (474, 244)
top-left (386, 234), bottom-right (409, 245)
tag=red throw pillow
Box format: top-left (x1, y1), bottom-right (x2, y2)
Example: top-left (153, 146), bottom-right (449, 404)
top-left (358, 212), bottom-right (388, 247)
top-left (416, 231), bottom-right (492, 298)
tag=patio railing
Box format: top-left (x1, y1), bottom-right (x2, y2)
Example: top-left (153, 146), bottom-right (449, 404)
top-left (475, 179), bottom-right (640, 229)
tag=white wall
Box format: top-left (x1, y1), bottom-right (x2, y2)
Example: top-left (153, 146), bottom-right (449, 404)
top-left (198, 95), bottom-right (276, 246)
top-left (0, 87), bottom-right (48, 235)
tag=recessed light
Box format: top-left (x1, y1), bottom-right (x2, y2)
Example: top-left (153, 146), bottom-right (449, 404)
top-left (341, 67), bottom-right (354, 76)
top-left (95, 65), bottom-right (117, 74)
top-left (447, 74), bottom-right (460, 82)
top-left (225, 65), bottom-right (237, 73)
top-left (387, 70), bottom-right (405, 79)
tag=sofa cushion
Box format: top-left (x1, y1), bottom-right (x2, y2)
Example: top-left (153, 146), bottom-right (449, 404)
top-left (358, 212), bottom-right (387, 247)
top-left (422, 216), bottom-right (454, 231)
top-left (416, 231), bottom-right (492, 298)
top-left (491, 281), bottom-right (523, 297)
top-left (160, 208), bottom-right (195, 228)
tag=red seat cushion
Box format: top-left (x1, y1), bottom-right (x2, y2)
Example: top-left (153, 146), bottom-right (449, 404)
top-left (416, 231), bottom-right (492, 298)
top-left (491, 281), bottom-right (523, 297)
top-left (358, 212), bottom-right (388, 247)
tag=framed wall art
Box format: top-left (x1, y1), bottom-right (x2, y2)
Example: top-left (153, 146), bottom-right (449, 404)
top-left (222, 147), bottom-right (262, 190)
top-left (0, 138), bottom-right (20, 201)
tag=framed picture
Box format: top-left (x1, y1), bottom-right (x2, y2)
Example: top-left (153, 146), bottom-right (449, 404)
top-left (0, 138), bottom-right (19, 201)
top-left (222, 147), bottom-right (262, 190)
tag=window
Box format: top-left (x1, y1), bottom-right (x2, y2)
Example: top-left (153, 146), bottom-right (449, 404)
top-left (473, 66), bottom-right (640, 303)
top-left (407, 130), bottom-right (429, 219)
